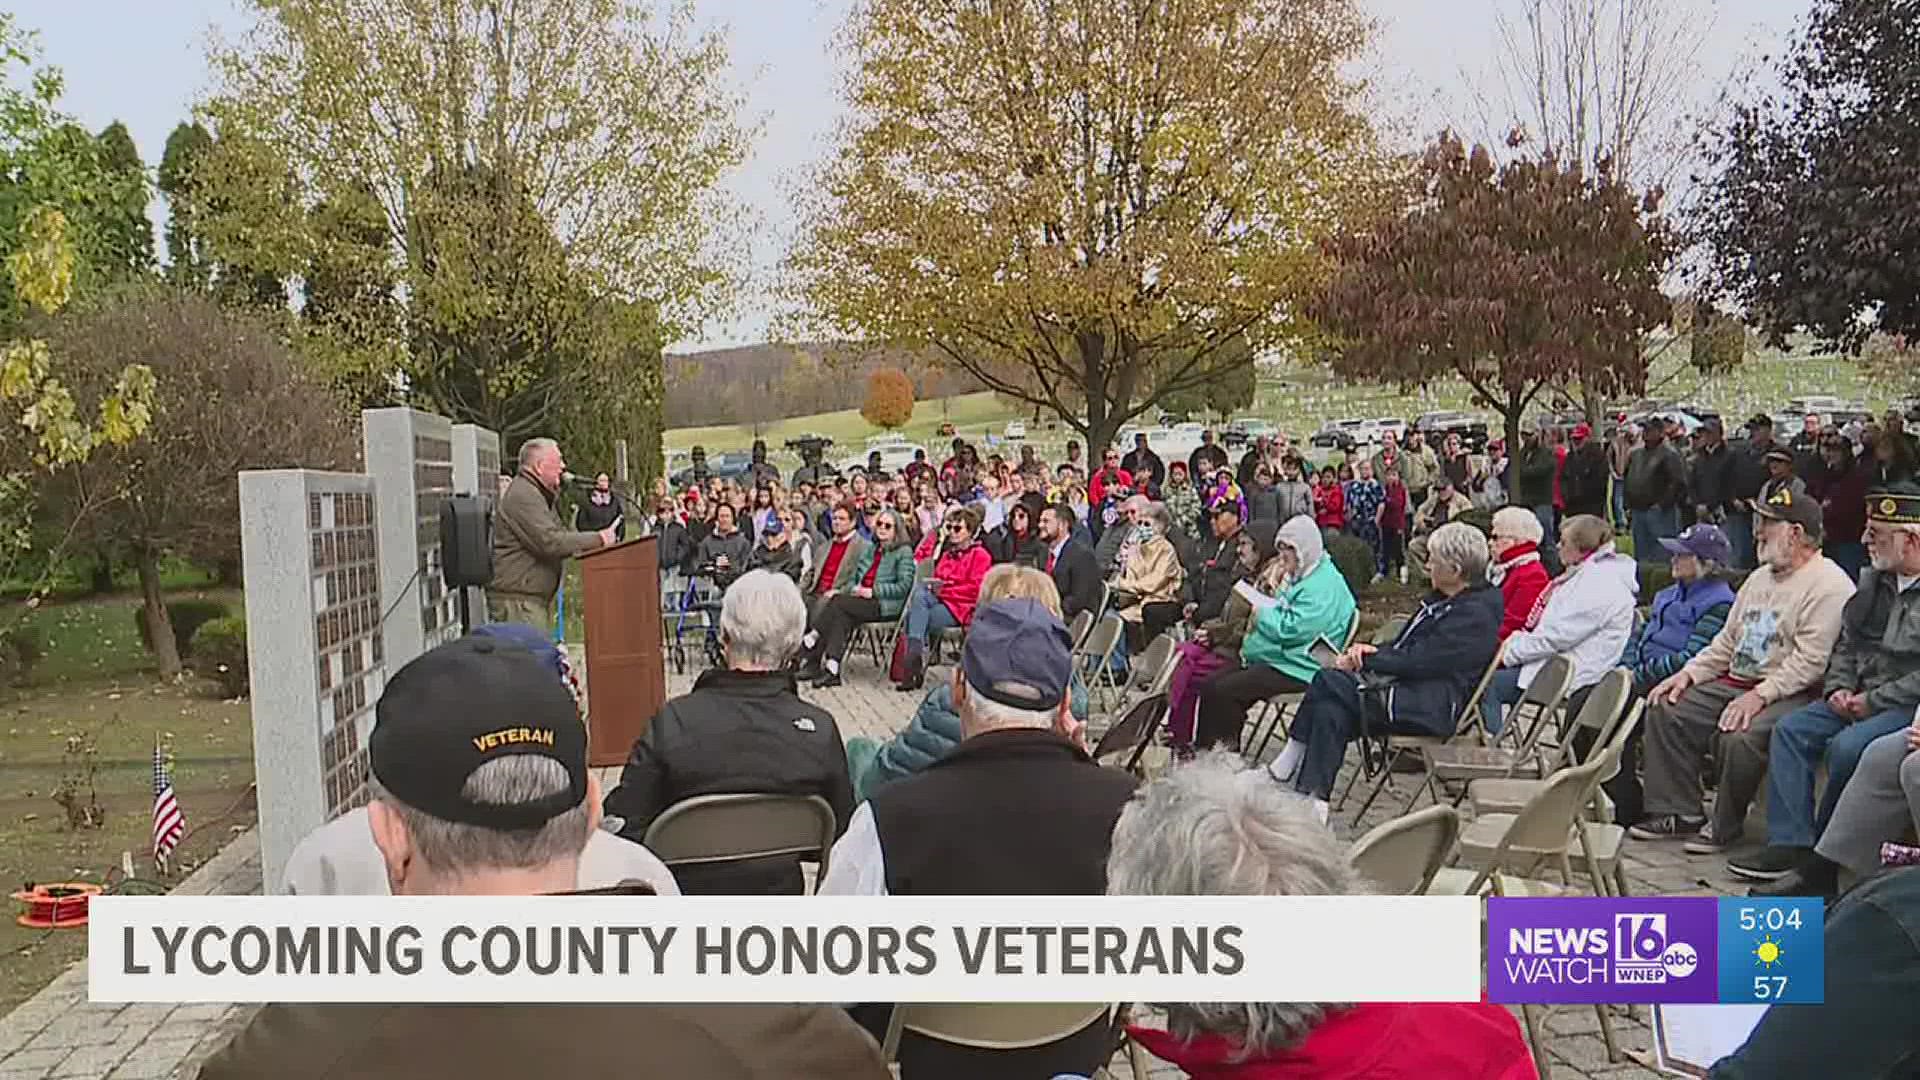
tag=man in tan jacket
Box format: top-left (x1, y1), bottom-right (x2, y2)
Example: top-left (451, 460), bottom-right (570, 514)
top-left (488, 437), bottom-right (615, 629)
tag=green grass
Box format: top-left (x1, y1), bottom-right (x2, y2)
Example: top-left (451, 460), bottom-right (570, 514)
top-left (0, 589), bottom-right (254, 1012)
top-left (665, 347), bottom-right (1897, 462)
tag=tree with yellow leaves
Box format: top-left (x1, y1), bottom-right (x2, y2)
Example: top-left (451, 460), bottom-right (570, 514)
top-left (788, 0), bottom-right (1393, 453)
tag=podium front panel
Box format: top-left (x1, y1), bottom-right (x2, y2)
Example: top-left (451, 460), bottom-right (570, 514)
top-left (579, 536), bottom-right (665, 766)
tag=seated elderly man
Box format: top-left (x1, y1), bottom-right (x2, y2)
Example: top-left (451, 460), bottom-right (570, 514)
top-left (1192, 516), bottom-right (1358, 752)
top-left (820, 597), bottom-right (1136, 1079)
top-left (1268, 523), bottom-right (1502, 823)
top-left (199, 637), bottom-right (889, 1080)
top-left (1110, 501), bottom-right (1187, 649)
top-left (282, 623), bottom-right (677, 896)
top-left (1095, 493), bottom-right (1151, 575)
top-left (1479, 514), bottom-right (1638, 736)
top-left (1790, 710), bottom-right (1920, 901)
top-left (1734, 483), bottom-right (1920, 893)
top-left (1115, 753), bottom-right (1533, 1078)
top-left (1628, 499), bottom-right (1853, 851)
top-left (603, 570), bottom-right (854, 895)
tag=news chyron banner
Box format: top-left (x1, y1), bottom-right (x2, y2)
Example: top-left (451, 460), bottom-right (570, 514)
top-left (89, 895), bottom-right (1481, 1003)
top-left (1489, 897), bottom-right (1824, 1005)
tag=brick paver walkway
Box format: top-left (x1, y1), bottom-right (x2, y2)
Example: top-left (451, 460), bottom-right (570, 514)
top-left (0, 656), bottom-right (1771, 1078)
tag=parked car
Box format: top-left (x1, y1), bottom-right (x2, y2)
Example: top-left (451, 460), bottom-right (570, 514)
top-left (1223, 417), bottom-right (1279, 448)
top-left (1310, 419), bottom-right (1368, 451)
top-left (1409, 410), bottom-right (1490, 451)
top-left (1004, 420), bottom-right (1027, 440)
top-left (668, 450), bottom-right (754, 486)
top-left (837, 442), bottom-right (928, 475)
top-left (1370, 417), bottom-right (1409, 444)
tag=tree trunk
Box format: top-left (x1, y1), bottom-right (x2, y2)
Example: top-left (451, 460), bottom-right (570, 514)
top-left (137, 548), bottom-right (182, 678)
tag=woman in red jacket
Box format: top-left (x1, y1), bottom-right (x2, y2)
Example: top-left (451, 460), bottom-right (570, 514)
top-left (1312, 465), bottom-right (1346, 531)
top-left (895, 506), bottom-right (991, 691)
top-left (1111, 754), bottom-right (1537, 1080)
top-left (1487, 506), bottom-right (1551, 641)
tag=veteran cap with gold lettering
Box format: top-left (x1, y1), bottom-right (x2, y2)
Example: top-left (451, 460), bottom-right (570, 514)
top-left (369, 635), bottom-right (587, 830)
top-left (1867, 482), bottom-right (1920, 526)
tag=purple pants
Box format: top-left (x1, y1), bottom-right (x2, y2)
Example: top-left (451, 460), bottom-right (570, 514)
top-left (1166, 640), bottom-right (1231, 748)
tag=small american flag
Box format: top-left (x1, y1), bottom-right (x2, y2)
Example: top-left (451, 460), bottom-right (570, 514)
top-left (151, 743), bottom-right (185, 866)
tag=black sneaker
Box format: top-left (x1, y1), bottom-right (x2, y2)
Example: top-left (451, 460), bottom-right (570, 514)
top-left (1628, 814), bottom-right (1707, 841)
top-left (1727, 845), bottom-right (1811, 882)
top-left (1747, 861), bottom-right (1839, 900)
top-left (811, 671), bottom-right (843, 690)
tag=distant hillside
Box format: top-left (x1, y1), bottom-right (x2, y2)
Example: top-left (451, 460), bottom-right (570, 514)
top-left (664, 342), bottom-right (985, 428)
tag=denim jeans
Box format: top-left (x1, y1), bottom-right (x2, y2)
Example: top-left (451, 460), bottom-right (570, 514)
top-left (903, 581), bottom-right (959, 645)
top-left (1609, 475), bottom-right (1628, 530)
top-left (1764, 701), bottom-right (1913, 848)
top-left (1723, 512), bottom-right (1754, 571)
top-left (1530, 504), bottom-right (1556, 545)
top-left (1630, 505), bottom-right (1679, 562)
top-left (1480, 666), bottom-right (1524, 736)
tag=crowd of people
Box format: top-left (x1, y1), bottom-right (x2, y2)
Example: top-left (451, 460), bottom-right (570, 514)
top-left (221, 410), bottom-right (1920, 1079)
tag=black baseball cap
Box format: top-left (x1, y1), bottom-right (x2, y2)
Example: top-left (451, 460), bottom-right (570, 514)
top-left (961, 598), bottom-right (1073, 711)
top-left (370, 636), bottom-right (588, 830)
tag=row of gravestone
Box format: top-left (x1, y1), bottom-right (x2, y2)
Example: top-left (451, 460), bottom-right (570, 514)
top-left (238, 407), bottom-right (503, 892)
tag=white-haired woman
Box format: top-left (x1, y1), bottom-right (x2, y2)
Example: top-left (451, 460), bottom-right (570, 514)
top-left (1487, 506), bottom-right (1550, 640)
top-left (1112, 752), bottom-right (1533, 1077)
top-left (1268, 522), bottom-right (1504, 822)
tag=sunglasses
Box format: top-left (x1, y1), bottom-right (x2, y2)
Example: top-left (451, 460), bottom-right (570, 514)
top-left (946, 522), bottom-right (968, 532)
top-left (875, 520), bottom-right (895, 530)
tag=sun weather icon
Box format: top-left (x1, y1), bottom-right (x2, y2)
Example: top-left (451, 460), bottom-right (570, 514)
top-left (1754, 935), bottom-right (1783, 968)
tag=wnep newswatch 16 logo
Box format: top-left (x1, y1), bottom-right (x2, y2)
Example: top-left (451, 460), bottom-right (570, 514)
top-left (1488, 898), bottom-right (1719, 1004)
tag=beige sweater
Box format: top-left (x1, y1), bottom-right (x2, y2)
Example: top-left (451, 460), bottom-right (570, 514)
top-left (1681, 555), bottom-right (1856, 704)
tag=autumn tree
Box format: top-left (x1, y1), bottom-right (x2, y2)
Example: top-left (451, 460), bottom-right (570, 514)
top-left (43, 287), bottom-right (355, 675)
top-left (1311, 133), bottom-right (1672, 452)
top-left (789, 0), bottom-right (1389, 454)
top-left (861, 368), bottom-right (915, 430)
top-left (1160, 336), bottom-right (1257, 422)
top-left (1695, 0), bottom-right (1920, 352)
top-left (187, 0), bottom-right (749, 484)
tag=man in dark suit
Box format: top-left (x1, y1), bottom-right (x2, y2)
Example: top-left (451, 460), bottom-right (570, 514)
top-left (1039, 502), bottom-right (1101, 619)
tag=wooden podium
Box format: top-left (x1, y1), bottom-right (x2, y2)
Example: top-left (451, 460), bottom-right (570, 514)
top-left (578, 536), bottom-right (666, 767)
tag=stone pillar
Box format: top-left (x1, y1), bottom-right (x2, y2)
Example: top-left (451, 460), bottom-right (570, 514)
top-left (239, 470), bottom-right (385, 894)
top-left (450, 422), bottom-right (502, 628)
top-left (363, 407), bottom-right (459, 669)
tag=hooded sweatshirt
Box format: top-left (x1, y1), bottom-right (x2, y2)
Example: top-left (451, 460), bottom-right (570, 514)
top-left (1499, 541), bottom-right (1640, 691)
top-left (1240, 515), bottom-right (1357, 682)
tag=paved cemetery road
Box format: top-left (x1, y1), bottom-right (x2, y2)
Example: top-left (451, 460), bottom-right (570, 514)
top-left (0, 754), bottom-right (254, 773)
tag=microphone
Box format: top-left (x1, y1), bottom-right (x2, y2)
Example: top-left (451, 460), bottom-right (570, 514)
top-left (559, 471), bottom-right (601, 489)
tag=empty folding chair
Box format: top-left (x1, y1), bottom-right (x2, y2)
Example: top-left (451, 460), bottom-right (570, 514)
top-left (1467, 668), bottom-right (1633, 818)
top-left (1347, 805), bottom-right (1460, 895)
top-left (1404, 654), bottom-right (1574, 812)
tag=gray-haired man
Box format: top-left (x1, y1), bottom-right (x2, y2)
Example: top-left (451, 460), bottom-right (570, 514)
top-left (489, 437), bottom-right (615, 629)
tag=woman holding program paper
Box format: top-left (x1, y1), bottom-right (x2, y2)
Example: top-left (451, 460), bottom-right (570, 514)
top-left (1191, 516), bottom-right (1356, 752)
top-left (1268, 522), bottom-right (1502, 824)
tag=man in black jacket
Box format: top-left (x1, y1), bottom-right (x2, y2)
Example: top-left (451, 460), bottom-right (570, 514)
top-left (1039, 502), bottom-right (1102, 619)
top-left (1688, 419), bottom-right (1740, 534)
top-left (1625, 422), bottom-right (1689, 562)
top-left (820, 598), bottom-right (1136, 1079)
top-left (604, 571), bottom-right (853, 895)
top-left (1186, 502), bottom-right (1245, 626)
top-left (1560, 424), bottom-right (1611, 520)
top-left (1188, 429), bottom-right (1230, 479)
top-left (1120, 431), bottom-right (1166, 491)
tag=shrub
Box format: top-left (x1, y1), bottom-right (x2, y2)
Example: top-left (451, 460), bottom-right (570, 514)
top-left (193, 616), bottom-right (249, 698)
top-left (134, 598), bottom-right (231, 657)
top-left (1321, 529), bottom-right (1375, 598)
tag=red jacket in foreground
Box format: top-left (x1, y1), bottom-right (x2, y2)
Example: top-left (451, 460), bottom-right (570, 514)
top-left (1128, 1001), bottom-right (1536, 1080)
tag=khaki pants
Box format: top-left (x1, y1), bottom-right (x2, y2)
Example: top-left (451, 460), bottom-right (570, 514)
top-left (1641, 679), bottom-right (1814, 839)
top-left (487, 590), bottom-right (554, 632)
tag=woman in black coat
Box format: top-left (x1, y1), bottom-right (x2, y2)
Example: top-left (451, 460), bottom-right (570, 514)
top-left (1265, 521), bottom-right (1502, 818)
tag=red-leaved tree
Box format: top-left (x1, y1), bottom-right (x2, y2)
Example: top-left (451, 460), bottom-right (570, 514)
top-left (1311, 133), bottom-right (1672, 451)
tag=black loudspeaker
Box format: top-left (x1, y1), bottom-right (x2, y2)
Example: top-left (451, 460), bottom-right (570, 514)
top-left (440, 495), bottom-right (494, 588)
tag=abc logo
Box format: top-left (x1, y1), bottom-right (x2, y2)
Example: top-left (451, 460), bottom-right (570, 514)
top-left (1661, 942), bottom-right (1699, 978)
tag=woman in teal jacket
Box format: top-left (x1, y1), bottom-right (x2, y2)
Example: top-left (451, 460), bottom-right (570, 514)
top-left (844, 564), bottom-right (1089, 801)
top-left (1192, 514), bottom-right (1357, 750)
top-left (798, 508), bottom-right (918, 688)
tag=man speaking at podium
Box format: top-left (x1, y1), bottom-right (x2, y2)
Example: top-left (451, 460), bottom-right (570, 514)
top-left (489, 437), bottom-right (616, 630)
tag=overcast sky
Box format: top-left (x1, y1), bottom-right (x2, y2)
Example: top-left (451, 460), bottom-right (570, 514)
top-left (11, 0), bottom-right (1811, 352)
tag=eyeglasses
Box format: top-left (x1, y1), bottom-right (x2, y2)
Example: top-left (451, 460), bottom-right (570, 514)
top-left (946, 522), bottom-right (967, 532)
top-left (874, 521), bottom-right (895, 531)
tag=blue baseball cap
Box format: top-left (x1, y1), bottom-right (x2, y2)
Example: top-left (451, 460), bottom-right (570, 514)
top-left (761, 514), bottom-right (784, 537)
top-left (1658, 523), bottom-right (1732, 565)
top-left (960, 598), bottom-right (1073, 711)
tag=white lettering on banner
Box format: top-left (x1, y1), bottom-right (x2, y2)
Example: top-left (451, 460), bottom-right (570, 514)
top-left (89, 895), bottom-right (1479, 1005)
